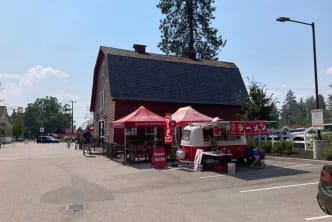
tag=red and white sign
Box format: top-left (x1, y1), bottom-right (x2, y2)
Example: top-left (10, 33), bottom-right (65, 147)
top-left (164, 114), bottom-right (172, 144)
top-left (151, 147), bottom-right (167, 168)
top-left (311, 109), bottom-right (324, 130)
top-left (229, 121), bottom-right (267, 135)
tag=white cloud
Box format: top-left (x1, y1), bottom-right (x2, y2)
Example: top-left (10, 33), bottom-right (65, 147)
top-left (0, 65), bottom-right (71, 105)
top-left (326, 67), bottom-right (332, 75)
top-left (0, 73), bottom-right (20, 80)
top-left (20, 65), bottom-right (70, 87)
top-left (0, 65), bottom-right (91, 128)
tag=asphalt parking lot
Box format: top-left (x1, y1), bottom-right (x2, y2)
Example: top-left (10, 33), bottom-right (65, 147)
top-left (0, 142), bottom-right (331, 222)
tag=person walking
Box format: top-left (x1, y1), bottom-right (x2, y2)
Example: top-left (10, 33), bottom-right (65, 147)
top-left (65, 136), bottom-right (72, 149)
top-left (82, 129), bottom-right (92, 155)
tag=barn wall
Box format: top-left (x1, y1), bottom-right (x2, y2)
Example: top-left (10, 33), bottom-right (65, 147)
top-left (112, 100), bottom-right (243, 144)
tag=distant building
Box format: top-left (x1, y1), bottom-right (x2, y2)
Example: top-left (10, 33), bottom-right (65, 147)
top-left (0, 106), bottom-right (12, 144)
top-left (90, 44), bottom-right (249, 144)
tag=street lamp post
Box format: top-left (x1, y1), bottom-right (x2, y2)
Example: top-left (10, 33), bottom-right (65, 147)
top-left (276, 17), bottom-right (321, 139)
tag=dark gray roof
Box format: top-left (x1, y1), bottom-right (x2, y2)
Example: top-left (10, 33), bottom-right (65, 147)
top-left (102, 46), bottom-right (248, 106)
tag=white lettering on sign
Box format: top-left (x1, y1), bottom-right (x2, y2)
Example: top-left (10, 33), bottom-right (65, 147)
top-left (164, 114), bottom-right (172, 144)
top-left (153, 152), bottom-right (164, 157)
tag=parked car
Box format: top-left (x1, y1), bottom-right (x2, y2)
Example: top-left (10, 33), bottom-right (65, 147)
top-left (36, 136), bottom-right (60, 143)
top-left (16, 137), bottom-right (25, 142)
top-left (288, 128), bottom-right (313, 149)
top-left (289, 124), bottom-right (332, 149)
top-left (317, 164), bottom-right (332, 215)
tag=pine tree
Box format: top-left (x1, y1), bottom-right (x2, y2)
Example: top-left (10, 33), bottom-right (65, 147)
top-left (157, 0), bottom-right (225, 60)
top-left (241, 81), bottom-right (278, 123)
top-left (280, 90), bottom-right (302, 127)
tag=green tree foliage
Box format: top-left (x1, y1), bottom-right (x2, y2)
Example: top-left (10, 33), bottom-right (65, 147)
top-left (279, 90), bottom-right (326, 128)
top-left (157, 0), bottom-right (225, 60)
top-left (10, 110), bottom-right (24, 138)
top-left (241, 81), bottom-right (278, 124)
top-left (325, 84), bottom-right (332, 123)
top-left (23, 97), bottom-right (71, 138)
top-left (280, 90), bottom-right (302, 127)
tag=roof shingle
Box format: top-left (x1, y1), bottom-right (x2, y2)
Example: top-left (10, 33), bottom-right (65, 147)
top-left (101, 46), bottom-right (248, 106)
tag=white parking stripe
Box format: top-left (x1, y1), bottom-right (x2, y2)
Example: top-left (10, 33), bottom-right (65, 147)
top-left (199, 174), bottom-right (227, 179)
top-left (305, 215), bottom-right (332, 220)
top-left (240, 182), bottom-right (318, 193)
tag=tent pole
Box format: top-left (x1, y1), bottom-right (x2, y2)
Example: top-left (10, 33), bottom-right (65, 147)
top-left (124, 129), bottom-right (127, 165)
top-left (174, 126), bottom-right (177, 146)
top-left (154, 127), bottom-right (156, 146)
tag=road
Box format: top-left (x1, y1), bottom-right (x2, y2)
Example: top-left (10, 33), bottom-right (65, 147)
top-left (0, 142), bottom-right (330, 222)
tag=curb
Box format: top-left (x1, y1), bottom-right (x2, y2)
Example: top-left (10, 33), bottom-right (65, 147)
top-left (266, 155), bottom-right (332, 165)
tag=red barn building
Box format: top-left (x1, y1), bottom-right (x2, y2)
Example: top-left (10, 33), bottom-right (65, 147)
top-left (90, 44), bottom-right (248, 145)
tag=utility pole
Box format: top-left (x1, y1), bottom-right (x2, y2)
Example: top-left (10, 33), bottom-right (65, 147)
top-left (69, 101), bottom-right (76, 134)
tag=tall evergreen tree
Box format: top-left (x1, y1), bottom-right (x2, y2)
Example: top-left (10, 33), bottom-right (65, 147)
top-left (324, 84), bottom-right (332, 123)
top-left (241, 81), bottom-right (278, 124)
top-left (280, 90), bottom-right (302, 127)
top-left (157, 0), bottom-right (225, 60)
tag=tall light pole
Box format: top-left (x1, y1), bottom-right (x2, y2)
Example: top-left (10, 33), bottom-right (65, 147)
top-left (276, 17), bottom-right (321, 139)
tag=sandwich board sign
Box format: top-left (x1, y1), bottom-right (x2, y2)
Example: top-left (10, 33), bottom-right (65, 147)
top-left (151, 147), bottom-right (167, 168)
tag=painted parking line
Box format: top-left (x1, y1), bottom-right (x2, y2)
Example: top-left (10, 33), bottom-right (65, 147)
top-left (199, 174), bottom-right (227, 179)
top-left (305, 215), bottom-right (332, 220)
top-left (199, 163), bottom-right (313, 179)
top-left (240, 182), bottom-right (318, 193)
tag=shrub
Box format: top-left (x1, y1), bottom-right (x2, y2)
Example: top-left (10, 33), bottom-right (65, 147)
top-left (313, 132), bottom-right (332, 143)
top-left (273, 140), bottom-right (293, 155)
top-left (246, 138), bottom-right (256, 149)
top-left (322, 145), bottom-right (332, 160)
top-left (259, 141), bottom-right (272, 153)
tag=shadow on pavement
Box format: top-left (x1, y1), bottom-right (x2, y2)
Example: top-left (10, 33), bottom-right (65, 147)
top-left (225, 164), bottom-right (310, 181)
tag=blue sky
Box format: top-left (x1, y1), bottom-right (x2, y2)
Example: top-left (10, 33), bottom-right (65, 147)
top-left (0, 0), bottom-right (331, 127)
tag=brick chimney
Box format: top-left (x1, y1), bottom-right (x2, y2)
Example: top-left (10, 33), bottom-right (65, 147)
top-left (133, 44), bottom-right (146, 53)
top-left (183, 49), bottom-right (196, 60)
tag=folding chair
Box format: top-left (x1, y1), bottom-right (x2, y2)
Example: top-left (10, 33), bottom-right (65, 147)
top-left (250, 148), bottom-right (265, 168)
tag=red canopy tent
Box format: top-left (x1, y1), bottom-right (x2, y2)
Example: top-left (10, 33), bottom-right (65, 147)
top-left (171, 106), bottom-right (213, 127)
top-left (111, 106), bottom-right (166, 164)
top-left (111, 106), bottom-right (165, 128)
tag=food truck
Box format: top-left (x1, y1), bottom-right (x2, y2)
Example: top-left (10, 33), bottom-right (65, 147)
top-left (176, 120), bottom-right (267, 162)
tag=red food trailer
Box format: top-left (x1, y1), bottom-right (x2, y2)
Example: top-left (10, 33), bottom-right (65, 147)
top-left (176, 120), bottom-right (267, 162)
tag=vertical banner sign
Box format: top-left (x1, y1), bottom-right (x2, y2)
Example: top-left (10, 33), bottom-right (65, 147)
top-left (164, 114), bottom-right (172, 144)
top-left (151, 147), bottom-right (167, 168)
top-left (311, 109), bottom-right (324, 130)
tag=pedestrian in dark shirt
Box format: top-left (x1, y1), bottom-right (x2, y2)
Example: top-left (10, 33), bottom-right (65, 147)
top-left (82, 130), bottom-right (92, 155)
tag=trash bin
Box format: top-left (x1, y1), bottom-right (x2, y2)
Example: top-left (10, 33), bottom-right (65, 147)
top-left (313, 140), bottom-right (327, 160)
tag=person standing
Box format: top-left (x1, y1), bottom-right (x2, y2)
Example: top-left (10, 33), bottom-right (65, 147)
top-left (65, 136), bottom-right (72, 149)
